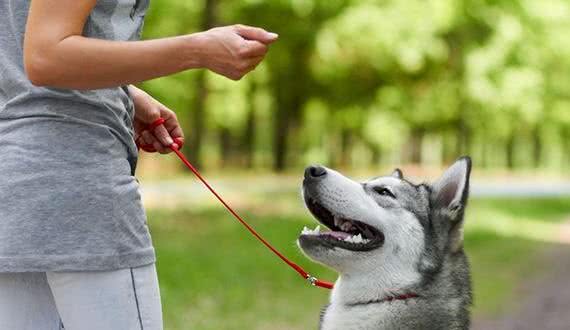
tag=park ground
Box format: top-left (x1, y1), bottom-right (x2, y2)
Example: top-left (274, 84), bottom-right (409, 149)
top-left (141, 173), bottom-right (570, 330)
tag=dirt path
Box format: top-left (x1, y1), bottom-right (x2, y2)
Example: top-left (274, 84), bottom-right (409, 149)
top-left (472, 220), bottom-right (570, 330)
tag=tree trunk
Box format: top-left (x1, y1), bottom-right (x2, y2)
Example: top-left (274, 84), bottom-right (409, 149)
top-left (270, 42), bottom-right (311, 172)
top-left (188, 71), bottom-right (206, 168)
top-left (562, 127), bottom-right (570, 169)
top-left (273, 104), bottom-right (289, 172)
top-left (243, 81), bottom-right (257, 169)
top-left (456, 116), bottom-right (471, 157)
top-left (407, 128), bottom-right (425, 164)
top-left (271, 76), bottom-right (305, 172)
top-left (369, 142), bottom-right (381, 167)
top-left (339, 129), bottom-right (353, 168)
top-left (532, 126), bottom-right (542, 169)
top-left (219, 127), bottom-right (232, 167)
top-left (480, 136), bottom-right (488, 169)
top-left (186, 0), bottom-right (218, 168)
top-left (441, 133), bottom-right (453, 164)
top-left (506, 135), bottom-right (516, 170)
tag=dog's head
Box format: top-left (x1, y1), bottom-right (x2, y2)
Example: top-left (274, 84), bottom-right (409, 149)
top-left (298, 157), bottom-right (471, 285)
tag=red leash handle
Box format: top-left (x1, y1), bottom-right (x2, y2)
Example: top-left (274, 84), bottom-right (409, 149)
top-left (138, 118), bottom-right (334, 290)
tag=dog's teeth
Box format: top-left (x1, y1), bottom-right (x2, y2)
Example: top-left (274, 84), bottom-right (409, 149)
top-left (353, 234), bottom-right (363, 243)
top-left (345, 237), bottom-right (354, 243)
top-left (334, 217), bottom-right (342, 227)
top-left (302, 226), bottom-right (314, 235)
top-left (302, 225), bottom-right (322, 236)
top-left (342, 234), bottom-right (368, 244)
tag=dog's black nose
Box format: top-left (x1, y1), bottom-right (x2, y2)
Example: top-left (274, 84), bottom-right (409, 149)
top-left (305, 165), bottom-right (327, 179)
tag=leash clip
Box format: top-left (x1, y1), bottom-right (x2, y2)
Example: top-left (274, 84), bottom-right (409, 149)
top-left (306, 275), bottom-right (318, 286)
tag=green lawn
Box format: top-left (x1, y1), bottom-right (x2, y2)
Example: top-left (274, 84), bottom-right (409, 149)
top-left (147, 197), bottom-right (570, 330)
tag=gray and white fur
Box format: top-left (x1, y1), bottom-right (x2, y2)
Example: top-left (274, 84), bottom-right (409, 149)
top-left (298, 157), bottom-right (473, 330)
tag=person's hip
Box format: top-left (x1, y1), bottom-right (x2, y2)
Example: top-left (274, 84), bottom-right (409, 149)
top-left (0, 263), bottom-right (163, 330)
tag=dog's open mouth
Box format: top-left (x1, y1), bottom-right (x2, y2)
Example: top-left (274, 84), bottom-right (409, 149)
top-left (300, 197), bottom-right (385, 251)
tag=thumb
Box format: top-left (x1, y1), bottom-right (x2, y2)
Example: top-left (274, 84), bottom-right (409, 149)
top-left (234, 25), bottom-right (278, 44)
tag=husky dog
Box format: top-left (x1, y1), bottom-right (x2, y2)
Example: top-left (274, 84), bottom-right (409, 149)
top-left (298, 157), bottom-right (472, 330)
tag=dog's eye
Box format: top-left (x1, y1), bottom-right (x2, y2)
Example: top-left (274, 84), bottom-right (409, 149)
top-left (373, 187), bottom-right (395, 198)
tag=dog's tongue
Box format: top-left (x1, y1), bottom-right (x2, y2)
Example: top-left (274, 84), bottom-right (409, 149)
top-left (321, 231), bottom-right (351, 240)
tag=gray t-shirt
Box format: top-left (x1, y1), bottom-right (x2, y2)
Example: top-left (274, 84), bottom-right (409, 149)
top-left (0, 0), bottom-right (155, 272)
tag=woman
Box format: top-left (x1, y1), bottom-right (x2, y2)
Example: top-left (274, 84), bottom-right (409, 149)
top-left (0, 0), bottom-right (277, 329)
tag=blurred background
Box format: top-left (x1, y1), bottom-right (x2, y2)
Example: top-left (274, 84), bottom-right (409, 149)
top-left (136, 0), bottom-right (570, 329)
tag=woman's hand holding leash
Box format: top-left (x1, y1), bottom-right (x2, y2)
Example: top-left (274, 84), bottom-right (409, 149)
top-left (130, 85), bottom-right (184, 154)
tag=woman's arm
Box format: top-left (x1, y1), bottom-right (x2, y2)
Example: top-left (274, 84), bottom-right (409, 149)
top-left (24, 0), bottom-right (278, 89)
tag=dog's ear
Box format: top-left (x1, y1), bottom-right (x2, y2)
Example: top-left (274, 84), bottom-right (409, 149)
top-left (432, 157), bottom-right (472, 252)
top-left (391, 169), bottom-right (403, 179)
top-left (432, 157), bottom-right (471, 212)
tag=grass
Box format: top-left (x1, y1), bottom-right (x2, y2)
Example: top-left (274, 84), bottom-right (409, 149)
top-left (147, 197), bottom-right (570, 330)
top-left (465, 198), bottom-right (570, 316)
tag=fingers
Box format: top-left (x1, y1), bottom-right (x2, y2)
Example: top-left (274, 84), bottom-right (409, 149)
top-left (153, 124), bottom-right (174, 147)
top-left (141, 130), bottom-right (170, 154)
top-left (242, 40), bottom-right (268, 58)
top-left (172, 136), bottom-right (184, 150)
top-left (234, 24), bottom-right (278, 44)
top-left (161, 108), bottom-right (184, 148)
top-left (165, 122), bottom-right (185, 150)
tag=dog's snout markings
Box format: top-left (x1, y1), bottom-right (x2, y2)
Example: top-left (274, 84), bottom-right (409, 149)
top-left (299, 157), bottom-right (473, 330)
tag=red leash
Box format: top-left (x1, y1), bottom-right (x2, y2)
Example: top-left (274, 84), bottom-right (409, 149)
top-left (138, 118), bottom-right (334, 290)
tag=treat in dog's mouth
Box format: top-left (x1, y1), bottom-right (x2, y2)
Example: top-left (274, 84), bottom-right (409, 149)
top-left (300, 197), bottom-right (385, 251)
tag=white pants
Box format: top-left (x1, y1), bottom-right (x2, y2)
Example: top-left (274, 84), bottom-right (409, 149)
top-left (0, 263), bottom-right (163, 330)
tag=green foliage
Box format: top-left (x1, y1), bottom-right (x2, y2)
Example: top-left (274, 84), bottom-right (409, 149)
top-left (141, 0), bottom-right (570, 171)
